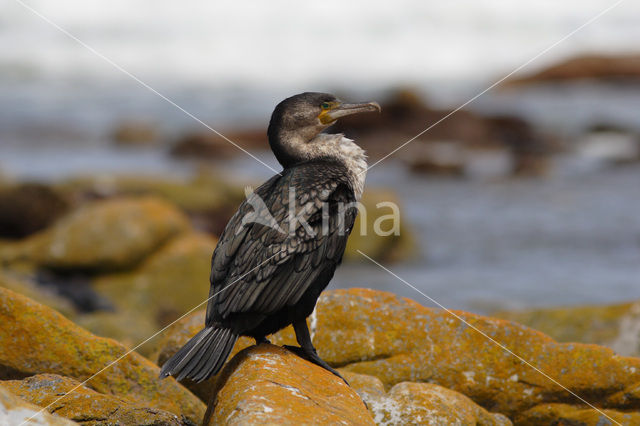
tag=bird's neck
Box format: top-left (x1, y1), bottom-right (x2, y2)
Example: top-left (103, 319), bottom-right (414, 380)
top-left (327, 134), bottom-right (367, 200)
top-left (271, 131), bottom-right (367, 199)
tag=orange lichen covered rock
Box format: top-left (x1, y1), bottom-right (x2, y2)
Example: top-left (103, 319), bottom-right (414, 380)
top-left (3, 374), bottom-right (183, 425)
top-left (340, 371), bottom-right (387, 398)
top-left (495, 300), bottom-right (640, 357)
top-left (154, 288), bottom-right (640, 421)
top-left (515, 403), bottom-right (640, 425)
top-left (24, 197), bottom-right (190, 271)
top-left (85, 232), bottom-right (218, 355)
top-left (371, 381), bottom-right (510, 425)
top-left (206, 344), bottom-right (373, 425)
top-left (0, 385), bottom-right (77, 425)
top-left (341, 371), bottom-right (511, 425)
top-left (0, 287), bottom-right (205, 424)
top-left (94, 232), bottom-right (217, 319)
top-left (315, 289), bottom-right (640, 417)
top-left (0, 269), bottom-right (75, 318)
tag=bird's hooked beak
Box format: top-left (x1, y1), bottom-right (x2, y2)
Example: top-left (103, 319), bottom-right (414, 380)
top-left (319, 101), bottom-right (381, 124)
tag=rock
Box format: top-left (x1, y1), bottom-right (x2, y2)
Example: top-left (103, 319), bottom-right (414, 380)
top-left (343, 374), bottom-right (511, 426)
top-left (485, 115), bottom-right (555, 177)
top-left (157, 288), bottom-right (640, 421)
top-left (205, 344), bottom-right (373, 425)
top-left (23, 197), bottom-right (190, 272)
top-left (0, 385), bottom-right (77, 425)
top-left (33, 270), bottom-right (111, 313)
top-left (0, 183), bottom-right (69, 239)
top-left (87, 232), bottom-right (217, 355)
top-left (402, 115), bottom-right (554, 178)
top-left (316, 289), bottom-right (640, 418)
top-left (0, 269), bottom-right (76, 319)
top-left (170, 129), bottom-right (267, 159)
top-left (494, 300), bottom-right (640, 357)
top-left (404, 141), bottom-right (467, 177)
top-left (340, 371), bottom-right (387, 398)
top-left (111, 121), bottom-right (158, 146)
top-left (515, 403), bottom-right (640, 425)
top-left (506, 54), bottom-right (640, 85)
top-left (74, 310), bottom-right (158, 357)
top-left (331, 89), bottom-right (497, 161)
top-left (344, 189), bottom-right (417, 263)
top-left (0, 287), bottom-right (205, 423)
top-left (333, 88), bottom-right (555, 179)
top-left (3, 374), bottom-right (183, 425)
top-left (607, 381), bottom-right (640, 408)
top-left (57, 174), bottom-right (244, 236)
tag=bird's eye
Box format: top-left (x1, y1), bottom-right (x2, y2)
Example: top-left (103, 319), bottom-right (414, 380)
top-left (321, 102), bottom-right (331, 110)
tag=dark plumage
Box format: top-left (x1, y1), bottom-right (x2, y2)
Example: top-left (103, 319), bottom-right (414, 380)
top-left (160, 92), bottom-right (380, 384)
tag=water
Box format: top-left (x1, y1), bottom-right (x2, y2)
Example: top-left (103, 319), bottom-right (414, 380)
top-left (2, 0), bottom-right (640, 137)
top-left (334, 162), bottom-right (640, 313)
top-left (3, 1), bottom-right (640, 87)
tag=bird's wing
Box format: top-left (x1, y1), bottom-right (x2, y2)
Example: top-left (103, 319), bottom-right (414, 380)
top-left (206, 162), bottom-right (357, 325)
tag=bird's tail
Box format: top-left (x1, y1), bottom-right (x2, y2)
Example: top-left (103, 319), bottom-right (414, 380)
top-left (159, 326), bottom-right (238, 383)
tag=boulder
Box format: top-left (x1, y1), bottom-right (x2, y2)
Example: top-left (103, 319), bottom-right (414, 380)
top-left (0, 287), bottom-right (205, 423)
top-left (318, 289), bottom-right (640, 418)
top-left (341, 372), bottom-right (511, 426)
top-left (494, 300), bottom-right (640, 357)
top-left (22, 197), bottom-right (190, 271)
top-left (74, 310), bottom-right (159, 357)
top-left (170, 129), bottom-right (267, 159)
top-left (111, 121), bottom-right (158, 146)
top-left (515, 403), bottom-right (640, 425)
top-left (403, 142), bottom-right (467, 177)
top-left (0, 385), bottom-right (77, 425)
top-left (87, 232), bottom-right (217, 355)
top-left (332, 88), bottom-right (496, 156)
top-left (3, 374), bottom-right (183, 425)
top-left (485, 115), bottom-right (555, 177)
top-left (0, 183), bottom-right (70, 239)
top-left (205, 344), bottom-right (373, 425)
top-left (156, 288), bottom-right (640, 421)
top-left (505, 54), bottom-right (640, 85)
top-left (0, 269), bottom-right (75, 319)
top-left (344, 189), bottom-right (417, 263)
top-left (56, 174), bottom-right (244, 236)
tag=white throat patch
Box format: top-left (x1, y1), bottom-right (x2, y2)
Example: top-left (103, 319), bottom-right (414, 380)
top-left (335, 136), bottom-right (367, 200)
top-left (305, 133), bottom-right (367, 199)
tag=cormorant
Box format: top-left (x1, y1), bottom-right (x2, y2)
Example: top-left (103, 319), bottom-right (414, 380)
top-left (160, 92), bottom-right (380, 383)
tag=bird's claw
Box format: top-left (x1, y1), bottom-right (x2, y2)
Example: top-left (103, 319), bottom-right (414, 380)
top-left (283, 345), bottom-right (350, 387)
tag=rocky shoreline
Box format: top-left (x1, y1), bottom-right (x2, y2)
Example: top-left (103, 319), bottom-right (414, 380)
top-left (0, 188), bottom-right (639, 424)
top-left (3, 285), bottom-right (640, 425)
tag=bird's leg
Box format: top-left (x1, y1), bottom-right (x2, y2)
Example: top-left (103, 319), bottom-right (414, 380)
top-left (287, 319), bottom-right (349, 386)
top-left (255, 336), bottom-right (271, 345)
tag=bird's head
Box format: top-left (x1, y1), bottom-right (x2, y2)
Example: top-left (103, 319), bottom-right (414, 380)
top-left (268, 92), bottom-right (380, 168)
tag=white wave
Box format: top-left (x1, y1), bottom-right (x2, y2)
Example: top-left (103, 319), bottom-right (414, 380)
top-left (1, 0), bottom-right (639, 88)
